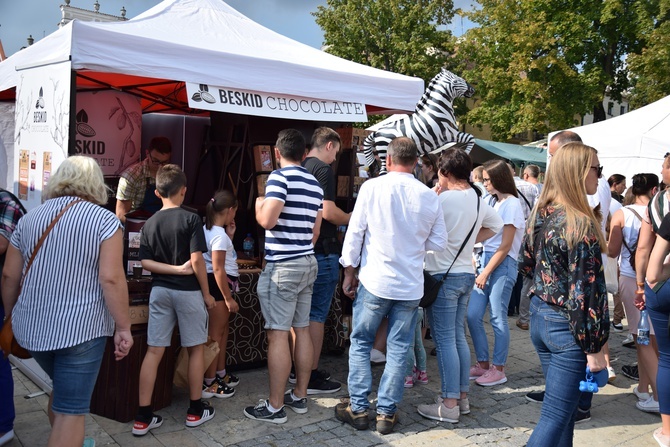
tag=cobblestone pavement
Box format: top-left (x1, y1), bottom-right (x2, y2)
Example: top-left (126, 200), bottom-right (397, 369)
top-left (8, 298), bottom-right (662, 446)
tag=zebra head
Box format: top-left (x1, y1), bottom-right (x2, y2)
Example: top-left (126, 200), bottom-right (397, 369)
top-left (437, 68), bottom-right (475, 100)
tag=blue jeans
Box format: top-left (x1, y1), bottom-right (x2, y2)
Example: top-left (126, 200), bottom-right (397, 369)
top-left (405, 308), bottom-right (426, 376)
top-left (31, 337), bottom-right (107, 415)
top-left (645, 281), bottom-right (670, 415)
top-left (467, 253), bottom-right (517, 365)
top-left (427, 272), bottom-right (475, 399)
top-left (0, 305), bottom-right (14, 433)
top-left (348, 284), bottom-right (419, 415)
top-left (527, 296), bottom-right (585, 447)
top-left (310, 253), bottom-right (340, 323)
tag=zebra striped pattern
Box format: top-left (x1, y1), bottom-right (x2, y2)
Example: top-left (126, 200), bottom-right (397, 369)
top-left (363, 68), bottom-right (475, 173)
top-left (10, 196), bottom-right (121, 351)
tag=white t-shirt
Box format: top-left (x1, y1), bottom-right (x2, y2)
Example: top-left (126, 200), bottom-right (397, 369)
top-left (587, 177), bottom-right (611, 235)
top-left (484, 196), bottom-right (526, 261)
top-left (203, 225), bottom-right (239, 277)
top-left (425, 188), bottom-right (504, 275)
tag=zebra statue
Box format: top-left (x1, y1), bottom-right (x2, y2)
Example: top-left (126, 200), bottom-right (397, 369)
top-left (363, 68), bottom-right (475, 173)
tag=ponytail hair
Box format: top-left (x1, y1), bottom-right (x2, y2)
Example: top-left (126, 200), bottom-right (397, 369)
top-left (205, 190), bottom-right (238, 230)
top-left (630, 173), bottom-right (659, 198)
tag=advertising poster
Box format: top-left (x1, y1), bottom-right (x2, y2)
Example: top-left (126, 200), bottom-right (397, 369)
top-left (74, 91), bottom-right (142, 176)
top-left (14, 60), bottom-right (72, 210)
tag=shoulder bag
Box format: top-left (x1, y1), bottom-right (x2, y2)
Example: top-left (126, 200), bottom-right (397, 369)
top-left (421, 196), bottom-right (481, 308)
top-left (1, 200), bottom-right (83, 359)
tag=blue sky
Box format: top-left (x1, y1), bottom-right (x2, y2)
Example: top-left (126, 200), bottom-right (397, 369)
top-left (0, 0), bottom-right (476, 57)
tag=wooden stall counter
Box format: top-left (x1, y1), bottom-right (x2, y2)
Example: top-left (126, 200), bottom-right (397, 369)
top-left (90, 265), bottom-right (347, 422)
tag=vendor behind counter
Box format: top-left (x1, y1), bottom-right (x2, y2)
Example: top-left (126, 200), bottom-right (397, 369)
top-left (116, 136), bottom-right (172, 224)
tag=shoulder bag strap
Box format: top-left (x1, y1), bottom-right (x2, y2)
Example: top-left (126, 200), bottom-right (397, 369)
top-left (517, 189), bottom-right (532, 210)
top-left (621, 206), bottom-right (644, 252)
top-left (436, 196), bottom-right (481, 284)
top-left (21, 199), bottom-right (84, 288)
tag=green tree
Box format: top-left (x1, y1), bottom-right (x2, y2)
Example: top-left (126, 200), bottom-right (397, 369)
top-left (313, 0), bottom-right (456, 85)
top-left (627, 0), bottom-right (670, 108)
top-left (459, 0), bottom-right (659, 140)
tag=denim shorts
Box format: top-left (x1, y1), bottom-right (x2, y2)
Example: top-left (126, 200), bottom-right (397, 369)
top-left (258, 255), bottom-right (318, 330)
top-left (31, 336), bottom-right (107, 415)
top-left (310, 253), bottom-right (340, 323)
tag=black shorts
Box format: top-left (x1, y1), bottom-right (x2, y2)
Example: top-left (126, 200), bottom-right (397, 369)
top-left (207, 272), bottom-right (238, 301)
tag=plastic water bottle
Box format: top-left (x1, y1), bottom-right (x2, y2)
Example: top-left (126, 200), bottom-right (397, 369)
top-left (243, 233), bottom-right (255, 258)
top-left (637, 309), bottom-right (650, 346)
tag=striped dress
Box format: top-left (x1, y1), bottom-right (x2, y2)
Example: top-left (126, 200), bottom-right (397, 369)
top-left (10, 196), bottom-right (121, 351)
top-left (263, 165), bottom-right (323, 262)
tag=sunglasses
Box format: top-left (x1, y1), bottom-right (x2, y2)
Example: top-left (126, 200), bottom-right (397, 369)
top-left (482, 178), bottom-right (491, 184)
top-left (590, 165), bottom-right (604, 177)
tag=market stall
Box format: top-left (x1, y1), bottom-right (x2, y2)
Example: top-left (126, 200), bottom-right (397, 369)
top-left (0, 0), bottom-right (424, 422)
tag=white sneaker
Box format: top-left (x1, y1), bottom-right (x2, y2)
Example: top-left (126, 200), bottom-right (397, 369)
top-left (622, 333), bottom-right (635, 347)
top-left (636, 396), bottom-right (660, 413)
top-left (633, 385), bottom-right (651, 402)
top-left (370, 348), bottom-right (386, 364)
top-left (607, 366), bottom-right (616, 383)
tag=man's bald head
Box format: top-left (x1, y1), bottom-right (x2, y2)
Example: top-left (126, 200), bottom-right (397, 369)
top-left (548, 131), bottom-right (582, 157)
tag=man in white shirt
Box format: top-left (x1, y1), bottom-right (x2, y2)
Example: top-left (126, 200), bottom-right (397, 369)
top-left (335, 137), bottom-right (447, 435)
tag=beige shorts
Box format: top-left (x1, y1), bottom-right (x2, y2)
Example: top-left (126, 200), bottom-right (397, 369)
top-left (619, 275), bottom-right (655, 336)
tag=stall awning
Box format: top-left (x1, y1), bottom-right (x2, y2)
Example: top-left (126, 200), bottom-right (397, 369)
top-left (474, 139), bottom-right (547, 169)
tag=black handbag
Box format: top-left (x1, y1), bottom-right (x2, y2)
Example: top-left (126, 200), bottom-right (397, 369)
top-left (420, 196), bottom-right (480, 308)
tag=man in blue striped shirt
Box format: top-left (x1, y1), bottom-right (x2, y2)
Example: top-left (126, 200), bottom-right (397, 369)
top-left (244, 129), bottom-right (323, 424)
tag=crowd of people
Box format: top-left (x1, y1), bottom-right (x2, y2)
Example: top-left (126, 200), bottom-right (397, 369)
top-left (2, 124), bottom-right (670, 447)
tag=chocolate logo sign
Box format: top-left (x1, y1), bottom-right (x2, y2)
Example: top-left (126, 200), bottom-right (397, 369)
top-left (191, 84), bottom-right (216, 104)
top-left (75, 109), bottom-right (96, 137)
top-left (33, 87), bottom-right (47, 123)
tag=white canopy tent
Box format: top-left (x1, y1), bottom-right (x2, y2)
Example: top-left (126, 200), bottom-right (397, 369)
top-left (553, 95), bottom-right (670, 181)
top-left (0, 0), bottom-right (423, 114)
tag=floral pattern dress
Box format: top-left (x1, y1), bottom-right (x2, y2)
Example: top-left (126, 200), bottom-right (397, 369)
top-left (519, 206), bottom-right (609, 353)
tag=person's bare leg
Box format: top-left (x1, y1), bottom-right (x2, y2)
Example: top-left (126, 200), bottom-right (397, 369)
top-left (373, 318), bottom-right (388, 352)
top-left (206, 305), bottom-right (227, 379)
top-left (47, 413), bottom-right (85, 447)
top-left (267, 329), bottom-right (291, 410)
top-left (187, 345), bottom-right (205, 401)
top-left (637, 335), bottom-right (659, 399)
top-left (138, 346), bottom-right (166, 406)
top-left (293, 326), bottom-right (314, 398)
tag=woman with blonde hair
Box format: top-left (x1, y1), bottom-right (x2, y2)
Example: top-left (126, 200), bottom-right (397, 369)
top-left (467, 159), bottom-right (525, 387)
top-left (2, 156), bottom-right (133, 446)
top-left (520, 143), bottom-right (608, 446)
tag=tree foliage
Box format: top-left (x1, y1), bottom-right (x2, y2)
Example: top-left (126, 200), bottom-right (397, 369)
top-left (459, 0), bottom-right (662, 140)
top-left (313, 0), bottom-right (456, 84)
top-left (627, 0), bottom-right (670, 108)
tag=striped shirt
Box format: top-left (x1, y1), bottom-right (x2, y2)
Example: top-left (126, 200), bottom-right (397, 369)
top-left (10, 196), bottom-right (121, 351)
top-left (264, 165), bottom-right (323, 262)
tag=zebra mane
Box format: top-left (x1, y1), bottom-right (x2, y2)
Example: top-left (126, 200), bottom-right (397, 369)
top-left (414, 69), bottom-right (465, 114)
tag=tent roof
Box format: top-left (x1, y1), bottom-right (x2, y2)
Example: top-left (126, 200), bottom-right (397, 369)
top-left (0, 0), bottom-right (424, 115)
top-left (474, 139), bottom-right (547, 169)
top-left (553, 95), bottom-right (670, 181)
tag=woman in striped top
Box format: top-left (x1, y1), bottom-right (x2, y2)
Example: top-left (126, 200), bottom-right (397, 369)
top-left (1, 156), bottom-right (133, 447)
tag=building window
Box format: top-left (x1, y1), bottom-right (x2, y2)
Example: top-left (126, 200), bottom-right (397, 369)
top-left (620, 105), bottom-right (625, 115)
top-left (607, 102), bottom-right (613, 116)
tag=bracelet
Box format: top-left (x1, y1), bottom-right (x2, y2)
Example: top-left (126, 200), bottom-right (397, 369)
top-left (636, 289), bottom-right (645, 294)
top-left (637, 282), bottom-right (645, 287)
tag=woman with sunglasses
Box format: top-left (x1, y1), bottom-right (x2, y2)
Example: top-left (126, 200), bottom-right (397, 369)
top-left (467, 159), bottom-right (525, 387)
top-left (521, 143), bottom-right (608, 446)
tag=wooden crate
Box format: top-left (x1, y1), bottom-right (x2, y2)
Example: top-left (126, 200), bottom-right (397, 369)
top-left (253, 145), bottom-right (275, 172)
